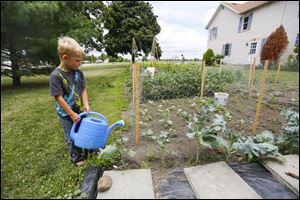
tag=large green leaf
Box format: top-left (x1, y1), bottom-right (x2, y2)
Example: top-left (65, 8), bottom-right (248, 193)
top-left (200, 134), bottom-right (229, 149)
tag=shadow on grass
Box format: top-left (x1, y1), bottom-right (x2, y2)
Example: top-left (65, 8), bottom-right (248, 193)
top-left (1, 80), bottom-right (49, 92)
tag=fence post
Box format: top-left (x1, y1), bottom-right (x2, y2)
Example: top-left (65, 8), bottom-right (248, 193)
top-left (252, 60), bottom-right (269, 135)
top-left (200, 60), bottom-right (206, 98)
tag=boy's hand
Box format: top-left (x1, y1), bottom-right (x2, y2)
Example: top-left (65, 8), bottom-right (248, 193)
top-left (70, 112), bottom-right (81, 124)
top-left (84, 104), bottom-right (90, 112)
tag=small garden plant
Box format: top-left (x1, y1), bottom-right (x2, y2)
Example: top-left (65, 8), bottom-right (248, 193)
top-left (180, 104), bottom-right (229, 163)
top-left (142, 129), bottom-right (177, 167)
top-left (276, 108), bottom-right (299, 154)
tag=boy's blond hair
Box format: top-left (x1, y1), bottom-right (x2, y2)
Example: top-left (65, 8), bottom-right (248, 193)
top-left (57, 36), bottom-right (84, 59)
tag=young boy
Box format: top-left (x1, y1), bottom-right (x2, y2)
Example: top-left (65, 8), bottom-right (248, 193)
top-left (49, 36), bottom-right (90, 166)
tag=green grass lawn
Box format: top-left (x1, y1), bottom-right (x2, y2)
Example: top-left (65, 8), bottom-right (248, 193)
top-left (1, 63), bottom-right (131, 198)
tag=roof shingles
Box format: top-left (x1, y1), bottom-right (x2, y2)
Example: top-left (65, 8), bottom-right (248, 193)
top-left (222, 1), bottom-right (269, 14)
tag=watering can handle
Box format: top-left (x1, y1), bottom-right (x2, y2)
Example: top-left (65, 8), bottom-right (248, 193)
top-left (70, 111), bottom-right (108, 138)
top-left (78, 111), bottom-right (108, 123)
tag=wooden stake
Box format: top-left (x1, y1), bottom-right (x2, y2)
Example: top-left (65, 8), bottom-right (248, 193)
top-left (132, 37), bottom-right (138, 64)
top-left (252, 60), bottom-right (269, 135)
top-left (132, 63), bottom-right (140, 144)
top-left (249, 58), bottom-right (256, 97)
top-left (248, 59), bottom-right (253, 91)
top-left (275, 60), bottom-right (282, 84)
top-left (219, 58), bottom-right (222, 77)
top-left (200, 60), bottom-right (206, 98)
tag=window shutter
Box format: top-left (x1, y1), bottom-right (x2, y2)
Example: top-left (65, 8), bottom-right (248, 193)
top-left (238, 16), bottom-right (243, 33)
top-left (247, 13), bottom-right (253, 31)
top-left (209, 29), bottom-right (212, 40)
top-left (222, 44), bottom-right (225, 55)
top-left (228, 44), bottom-right (232, 57)
top-left (215, 27), bottom-right (218, 39)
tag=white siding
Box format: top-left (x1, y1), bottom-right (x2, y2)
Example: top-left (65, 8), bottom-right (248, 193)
top-left (207, 1), bottom-right (299, 65)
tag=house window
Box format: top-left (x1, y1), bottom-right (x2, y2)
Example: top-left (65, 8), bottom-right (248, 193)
top-left (222, 43), bottom-right (232, 56)
top-left (249, 42), bottom-right (257, 55)
top-left (210, 27), bottom-right (218, 40)
top-left (238, 13), bottom-right (253, 32)
top-left (224, 44), bottom-right (230, 56)
top-left (243, 16), bottom-right (249, 30)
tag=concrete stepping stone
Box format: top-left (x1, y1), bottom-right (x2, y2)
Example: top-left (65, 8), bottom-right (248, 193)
top-left (183, 161), bottom-right (261, 199)
top-left (260, 154), bottom-right (299, 197)
top-left (96, 169), bottom-right (155, 199)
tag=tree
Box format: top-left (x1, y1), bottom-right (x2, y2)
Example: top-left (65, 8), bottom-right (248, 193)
top-left (260, 25), bottom-right (289, 63)
top-left (103, 1), bottom-right (162, 62)
top-left (1, 1), bottom-right (105, 86)
top-left (203, 48), bottom-right (214, 66)
top-left (99, 53), bottom-right (109, 62)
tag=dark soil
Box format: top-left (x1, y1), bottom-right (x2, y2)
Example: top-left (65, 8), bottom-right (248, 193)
top-left (119, 83), bottom-right (299, 198)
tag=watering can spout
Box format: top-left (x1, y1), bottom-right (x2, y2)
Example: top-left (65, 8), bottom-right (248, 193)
top-left (104, 120), bottom-right (125, 144)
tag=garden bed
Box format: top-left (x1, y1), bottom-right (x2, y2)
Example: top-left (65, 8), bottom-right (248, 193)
top-left (119, 82), bottom-right (299, 194)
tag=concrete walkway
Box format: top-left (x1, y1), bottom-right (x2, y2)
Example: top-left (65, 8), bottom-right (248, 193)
top-left (260, 154), bottom-right (299, 197)
top-left (93, 157), bottom-right (299, 199)
top-left (96, 169), bottom-right (155, 199)
top-left (184, 161), bottom-right (262, 199)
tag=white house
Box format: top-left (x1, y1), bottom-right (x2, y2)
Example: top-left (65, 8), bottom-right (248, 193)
top-left (205, 1), bottom-right (299, 65)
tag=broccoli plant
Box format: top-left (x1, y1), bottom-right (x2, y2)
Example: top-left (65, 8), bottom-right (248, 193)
top-left (97, 137), bottom-right (137, 169)
top-left (276, 108), bottom-right (299, 154)
top-left (114, 137), bottom-right (137, 169)
top-left (183, 104), bottom-right (229, 163)
top-left (232, 131), bottom-right (281, 161)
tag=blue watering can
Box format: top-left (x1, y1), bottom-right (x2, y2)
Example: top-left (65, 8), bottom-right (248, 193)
top-left (70, 111), bottom-right (125, 149)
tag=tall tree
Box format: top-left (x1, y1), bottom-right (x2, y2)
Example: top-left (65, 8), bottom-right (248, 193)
top-left (1, 1), bottom-right (105, 86)
top-left (103, 1), bottom-right (162, 62)
top-left (260, 25), bottom-right (289, 63)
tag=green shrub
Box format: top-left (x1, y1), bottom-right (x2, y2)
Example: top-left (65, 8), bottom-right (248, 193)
top-left (203, 48), bottom-right (215, 66)
top-left (212, 54), bottom-right (225, 66)
top-left (281, 45), bottom-right (299, 72)
top-left (281, 58), bottom-right (299, 72)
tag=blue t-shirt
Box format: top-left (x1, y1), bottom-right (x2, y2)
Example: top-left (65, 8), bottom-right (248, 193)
top-left (49, 67), bottom-right (86, 114)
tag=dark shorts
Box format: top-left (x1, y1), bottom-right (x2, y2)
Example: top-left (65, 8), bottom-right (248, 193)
top-left (59, 115), bottom-right (91, 165)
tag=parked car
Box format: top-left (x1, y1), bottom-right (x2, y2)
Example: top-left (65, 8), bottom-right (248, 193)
top-left (95, 60), bottom-right (103, 63)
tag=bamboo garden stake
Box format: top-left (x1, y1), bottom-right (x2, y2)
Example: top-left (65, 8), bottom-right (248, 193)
top-left (219, 58), bottom-right (222, 77)
top-left (132, 63), bottom-right (141, 144)
top-left (275, 60), bottom-right (282, 84)
top-left (249, 57), bottom-right (256, 97)
top-left (200, 60), bottom-right (206, 98)
top-left (252, 60), bottom-right (269, 135)
top-left (248, 59), bottom-right (253, 92)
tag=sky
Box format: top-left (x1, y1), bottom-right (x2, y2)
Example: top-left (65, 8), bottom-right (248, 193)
top-left (89, 1), bottom-right (247, 60)
top-left (149, 1), bottom-right (247, 59)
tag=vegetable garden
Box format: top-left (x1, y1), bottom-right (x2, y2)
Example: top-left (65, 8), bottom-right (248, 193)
top-left (92, 61), bottom-right (299, 187)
